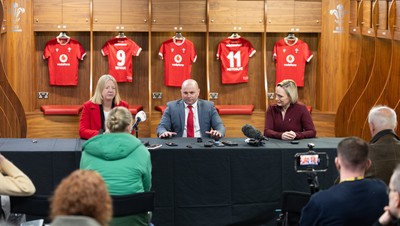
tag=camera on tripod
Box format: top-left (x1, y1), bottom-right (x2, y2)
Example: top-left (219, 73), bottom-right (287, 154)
top-left (294, 143), bottom-right (329, 173)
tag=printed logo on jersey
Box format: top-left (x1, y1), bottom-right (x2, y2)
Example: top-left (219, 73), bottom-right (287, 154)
top-left (285, 55), bottom-right (296, 66)
top-left (172, 54), bottom-right (184, 67)
top-left (57, 54), bottom-right (70, 66)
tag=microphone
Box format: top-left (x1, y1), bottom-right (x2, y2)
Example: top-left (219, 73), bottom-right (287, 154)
top-left (131, 111), bottom-right (146, 132)
top-left (241, 124), bottom-right (269, 142)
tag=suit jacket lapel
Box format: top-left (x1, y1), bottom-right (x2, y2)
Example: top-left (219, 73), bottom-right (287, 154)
top-left (178, 100), bottom-right (185, 132)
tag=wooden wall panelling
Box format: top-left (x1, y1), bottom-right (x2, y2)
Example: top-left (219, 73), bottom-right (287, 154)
top-left (151, 0), bottom-right (206, 32)
top-left (150, 32), bottom-right (207, 109)
top-left (318, 0), bottom-right (351, 112)
top-left (361, 0), bottom-right (376, 37)
top-left (209, 0), bottom-right (264, 32)
top-left (265, 33), bottom-right (319, 108)
top-left (266, 0), bottom-right (322, 33)
top-left (34, 32), bottom-right (91, 108)
top-left (394, 1), bottom-right (400, 40)
top-left (33, 0), bottom-right (90, 31)
top-left (347, 1), bottom-right (387, 139)
top-left (93, 0), bottom-right (149, 31)
top-left (335, 0), bottom-right (373, 137)
top-left (0, 1), bottom-right (26, 137)
top-left (208, 32), bottom-right (265, 109)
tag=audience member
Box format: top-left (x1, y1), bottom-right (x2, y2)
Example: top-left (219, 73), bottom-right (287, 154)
top-left (157, 79), bottom-right (225, 139)
top-left (365, 105), bottom-right (400, 185)
top-left (79, 74), bottom-right (130, 140)
top-left (300, 137), bottom-right (388, 226)
top-left (373, 164), bottom-right (400, 226)
top-left (80, 106), bottom-right (152, 226)
top-left (264, 79), bottom-right (316, 140)
top-left (49, 169), bottom-right (112, 226)
top-left (0, 154), bottom-right (36, 222)
top-left (0, 154), bottom-right (35, 196)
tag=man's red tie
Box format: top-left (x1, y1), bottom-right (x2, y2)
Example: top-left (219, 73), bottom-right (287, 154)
top-left (187, 105), bottom-right (194, 137)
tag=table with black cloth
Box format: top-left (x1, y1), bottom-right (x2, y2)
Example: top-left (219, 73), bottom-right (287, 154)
top-left (0, 137), bottom-right (342, 226)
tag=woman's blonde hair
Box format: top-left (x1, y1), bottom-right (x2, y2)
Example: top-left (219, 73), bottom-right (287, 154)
top-left (277, 79), bottom-right (298, 104)
top-left (90, 74), bottom-right (121, 105)
top-left (50, 170), bottom-right (112, 226)
top-left (106, 106), bottom-right (132, 133)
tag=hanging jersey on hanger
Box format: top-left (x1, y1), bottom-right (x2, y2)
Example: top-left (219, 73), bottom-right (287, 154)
top-left (102, 37), bottom-right (142, 83)
top-left (159, 37), bottom-right (197, 87)
top-left (216, 37), bottom-right (256, 84)
top-left (43, 37), bottom-right (86, 86)
top-left (273, 38), bottom-right (313, 87)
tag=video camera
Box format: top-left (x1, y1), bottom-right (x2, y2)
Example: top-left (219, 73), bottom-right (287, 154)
top-left (294, 143), bottom-right (329, 173)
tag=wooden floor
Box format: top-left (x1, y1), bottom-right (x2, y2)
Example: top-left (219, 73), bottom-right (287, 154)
top-left (26, 110), bottom-right (335, 138)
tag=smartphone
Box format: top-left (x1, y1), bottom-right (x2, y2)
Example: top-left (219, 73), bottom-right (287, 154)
top-left (165, 142), bottom-right (178, 146)
top-left (294, 152), bottom-right (329, 173)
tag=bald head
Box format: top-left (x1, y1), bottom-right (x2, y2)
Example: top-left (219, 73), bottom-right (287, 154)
top-left (181, 79), bottom-right (200, 105)
top-left (368, 105), bottom-right (397, 137)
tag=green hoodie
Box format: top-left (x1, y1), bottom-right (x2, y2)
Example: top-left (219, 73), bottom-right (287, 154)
top-left (80, 133), bottom-right (151, 195)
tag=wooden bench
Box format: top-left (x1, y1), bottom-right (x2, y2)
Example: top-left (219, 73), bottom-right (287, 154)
top-left (215, 105), bottom-right (255, 115)
top-left (40, 105), bottom-right (83, 115)
top-left (128, 105), bottom-right (144, 115)
top-left (155, 105), bottom-right (167, 114)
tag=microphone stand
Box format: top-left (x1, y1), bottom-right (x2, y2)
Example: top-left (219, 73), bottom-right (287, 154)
top-left (134, 124), bottom-right (139, 138)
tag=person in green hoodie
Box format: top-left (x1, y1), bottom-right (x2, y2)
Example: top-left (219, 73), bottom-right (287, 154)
top-left (80, 106), bottom-right (152, 226)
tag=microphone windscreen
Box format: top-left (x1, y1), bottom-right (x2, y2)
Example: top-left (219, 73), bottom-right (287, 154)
top-left (242, 124), bottom-right (257, 138)
top-left (136, 111), bottom-right (147, 122)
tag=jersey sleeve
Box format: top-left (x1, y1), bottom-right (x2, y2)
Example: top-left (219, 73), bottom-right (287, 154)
top-left (131, 40), bottom-right (142, 57)
top-left (43, 42), bottom-right (51, 60)
top-left (190, 41), bottom-right (197, 63)
top-left (77, 42), bottom-right (86, 60)
top-left (303, 43), bottom-right (313, 62)
top-left (101, 41), bottom-right (110, 56)
top-left (158, 42), bottom-right (165, 60)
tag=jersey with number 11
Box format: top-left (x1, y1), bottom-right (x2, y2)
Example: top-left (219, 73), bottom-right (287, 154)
top-left (102, 37), bottom-right (142, 83)
top-left (216, 37), bottom-right (256, 84)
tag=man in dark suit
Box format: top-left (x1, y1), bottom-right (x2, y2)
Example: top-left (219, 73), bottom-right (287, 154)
top-left (157, 79), bottom-right (225, 139)
top-left (365, 105), bottom-right (400, 185)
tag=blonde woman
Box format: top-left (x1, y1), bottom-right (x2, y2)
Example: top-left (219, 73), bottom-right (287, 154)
top-left (264, 79), bottom-right (316, 140)
top-left (79, 74), bottom-right (129, 140)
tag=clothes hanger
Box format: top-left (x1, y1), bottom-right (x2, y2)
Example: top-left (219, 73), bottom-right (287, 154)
top-left (56, 31), bottom-right (70, 44)
top-left (116, 31), bottom-right (126, 38)
top-left (173, 32), bottom-right (184, 40)
top-left (56, 31), bottom-right (69, 39)
top-left (286, 33), bottom-right (297, 40)
top-left (228, 32), bottom-right (240, 38)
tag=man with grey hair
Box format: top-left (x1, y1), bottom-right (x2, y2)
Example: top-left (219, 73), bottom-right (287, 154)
top-left (373, 164), bottom-right (400, 226)
top-left (365, 105), bottom-right (400, 185)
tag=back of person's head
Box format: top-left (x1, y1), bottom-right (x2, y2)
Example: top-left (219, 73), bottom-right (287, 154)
top-left (106, 106), bottom-right (132, 133)
top-left (90, 74), bottom-right (121, 105)
top-left (337, 136), bottom-right (369, 171)
top-left (277, 79), bottom-right (298, 103)
top-left (50, 170), bottom-right (112, 226)
top-left (368, 105), bottom-right (397, 132)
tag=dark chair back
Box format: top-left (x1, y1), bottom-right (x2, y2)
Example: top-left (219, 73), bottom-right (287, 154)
top-left (9, 195), bottom-right (50, 222)
top-left (277, 191), bottom-right (311, 226)
top-left (112, 191), bottom-right (155, 217)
